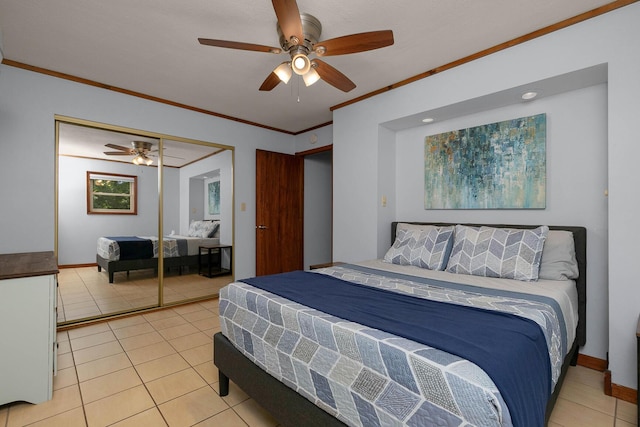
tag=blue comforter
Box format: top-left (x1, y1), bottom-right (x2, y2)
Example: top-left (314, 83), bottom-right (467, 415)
top-left (242, 270), bottom-right (551, 427)
top-left (106, 236), bottom-right (153, 260)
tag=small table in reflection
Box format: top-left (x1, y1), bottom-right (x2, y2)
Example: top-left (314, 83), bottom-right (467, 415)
top-left (198, 244), bottom-right (232, 278)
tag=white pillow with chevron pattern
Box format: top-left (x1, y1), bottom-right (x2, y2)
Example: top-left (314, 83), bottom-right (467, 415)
top-left (383, 226), bottom-right (455, 270)
top-left (446, 225), bottom-right (549, 281)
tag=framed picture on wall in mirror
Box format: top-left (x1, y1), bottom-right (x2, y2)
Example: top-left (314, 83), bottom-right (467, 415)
top-left (205, 178), bottom-right (220, 220)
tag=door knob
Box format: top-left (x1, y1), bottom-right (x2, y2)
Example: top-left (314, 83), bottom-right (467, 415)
top-left (256, 225), bottom-right (268, 229)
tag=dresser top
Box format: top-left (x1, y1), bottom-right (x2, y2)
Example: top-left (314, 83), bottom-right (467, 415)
top-left (0, 251), bottom-right (59, 280)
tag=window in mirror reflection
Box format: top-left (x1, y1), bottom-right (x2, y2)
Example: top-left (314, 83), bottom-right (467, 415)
top-left (87, 171), bottom-right (137, 214)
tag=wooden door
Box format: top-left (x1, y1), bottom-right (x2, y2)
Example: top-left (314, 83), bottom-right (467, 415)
top-left (256, 149), bottom-right (304, 276)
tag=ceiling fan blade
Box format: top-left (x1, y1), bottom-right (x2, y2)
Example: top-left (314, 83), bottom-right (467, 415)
top-left (313, 59), bottom-right (356, 92)
top-left (104, 143), bottom-right (131, 152)
top-left (104, 151), bottom-right (133, 156)
top-left (272, 0), bottom-right (303, 44)
top-left (198, 38), bottom-right (281, 54)
top-left (259, 72), bottom-right (282, 91)
top-left (314, 30), bottom-right (394, 56)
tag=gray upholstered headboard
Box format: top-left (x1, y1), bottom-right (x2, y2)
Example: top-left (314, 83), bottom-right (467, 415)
top-left (391, 222), bottom-right (587, 347)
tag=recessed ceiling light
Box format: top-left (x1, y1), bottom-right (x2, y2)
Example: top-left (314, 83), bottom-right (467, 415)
top-left (422, 117), bottom-right (435, 123)
top-left (521, 91), bottom-right (538, 100)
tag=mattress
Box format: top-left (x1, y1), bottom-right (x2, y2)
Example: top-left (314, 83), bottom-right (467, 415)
top-left (97, 235), bottom-right (220, 261)
top-left (169, 235), bottom-right (221, 256)
top-left (219, 261), bottom-right (578, 427)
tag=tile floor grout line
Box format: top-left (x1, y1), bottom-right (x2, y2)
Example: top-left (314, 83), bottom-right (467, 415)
top-left (111, 310), bottom-right (220, 427)
top-left (77, 329), bottom-right (131, 426)
top-left (59, 266), bottom-right (230, 324)
top-left (112, 329), bottom-right (169, 427)
top-left (69, 343), bottom-right (90, 427)
top-left (560, 384), bottom-right (620, 419)
top-left (60, 271), bottom-right (102, 322)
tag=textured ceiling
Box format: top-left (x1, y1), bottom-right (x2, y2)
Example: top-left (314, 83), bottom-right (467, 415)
top-left (0, 0), bottom-right (619, 134)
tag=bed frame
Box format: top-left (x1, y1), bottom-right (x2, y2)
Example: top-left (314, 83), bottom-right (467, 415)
top-left (214, 222), bottom-right (587, 426)
top-left (97, 254), bottom-right (199, 283)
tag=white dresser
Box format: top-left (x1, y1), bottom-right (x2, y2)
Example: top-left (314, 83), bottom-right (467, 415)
top-left (0, 252), bottom-right (58, 405)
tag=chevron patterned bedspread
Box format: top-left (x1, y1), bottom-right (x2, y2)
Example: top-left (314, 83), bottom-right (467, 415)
top-left (219, 263), bottom-right (575, 427)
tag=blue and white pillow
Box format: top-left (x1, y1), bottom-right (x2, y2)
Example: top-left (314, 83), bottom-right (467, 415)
top-left (446, 225), bottom-right (549, 281)
top-left (384, 226), bottom-right (455, 271)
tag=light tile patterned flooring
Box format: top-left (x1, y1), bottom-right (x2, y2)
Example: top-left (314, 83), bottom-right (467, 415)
top-left (0, 299), bottom-right (636, 426)
top-left (57, 266), bottom-right (231, 323)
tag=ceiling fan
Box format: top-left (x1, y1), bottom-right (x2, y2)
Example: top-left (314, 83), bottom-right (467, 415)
top-left (104, 141), bottom-right (156, 165)
top-left (198, 0), bottom-right (394, 92)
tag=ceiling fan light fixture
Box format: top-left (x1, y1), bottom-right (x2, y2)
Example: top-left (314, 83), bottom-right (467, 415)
top-left (291, 53), bottom-right (311, 75)
top-left (303, 67), bottom-right (321, 86)
top-left (274, 62), bottom-right (292, 83)
top-left (132, 153), bottom-right (152, 166)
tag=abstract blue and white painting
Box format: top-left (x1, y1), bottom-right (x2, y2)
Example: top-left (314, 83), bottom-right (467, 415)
top-left (424, 114), bottom-right (546, 209)
top-left (208, 180), bottom-right (220, 215)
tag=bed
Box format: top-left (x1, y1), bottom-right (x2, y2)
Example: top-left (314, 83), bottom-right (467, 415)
top-left (96, 220), bottom-right (220, 283)
top-left (214, 222), bottom-right (586, 427)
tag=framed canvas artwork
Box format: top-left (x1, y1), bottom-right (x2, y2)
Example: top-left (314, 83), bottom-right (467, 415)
top-left (424, 113), bottom-right (546, 209)
top-left (205, 179), bottom-right (220, 219)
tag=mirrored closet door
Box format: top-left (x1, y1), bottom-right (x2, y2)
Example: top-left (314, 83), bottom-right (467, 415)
top-left (55, 118), bottom-right (234, 326)
top-left (160, 138), bottom-right (234, 307)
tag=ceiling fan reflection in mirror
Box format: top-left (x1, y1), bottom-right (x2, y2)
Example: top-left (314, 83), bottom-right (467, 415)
top-left (103, 141), bottom-right (184, 165)
top-left (104, 141), bottom-right (154, 165)
top-left (198, 0), bottom-right (394, 92)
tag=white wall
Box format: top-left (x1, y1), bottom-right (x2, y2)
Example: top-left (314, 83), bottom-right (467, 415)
top-left (188, 178), bottom-right (204, 225)
top-left (294, 125), bottom-right (333, 153)
top-left (0, 64), bottom-right (295, 281)
top-left (332, 3), bottom-right (640, 390)
top-left (163, 167), bottom-right (180, 237)
top-left (377, 125), bottom-right (397, 257)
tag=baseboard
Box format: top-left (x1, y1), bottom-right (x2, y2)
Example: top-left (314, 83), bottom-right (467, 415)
top-left (612, 383), bottom-right (637, 404)
top-left (580, 355), bottom-right (638, 405)
top-left (577, 354), bottom-right (638, 404)
top-left (604, 369), bottom-right (638, 404)
top-left (577, 353), bottom-right (608, 371)
top-left (604, 370), bottom-right (613, 395)
top-left (59, 263), bottom-right (98, 269)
